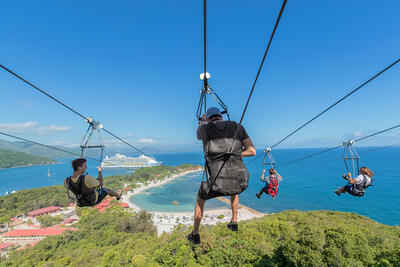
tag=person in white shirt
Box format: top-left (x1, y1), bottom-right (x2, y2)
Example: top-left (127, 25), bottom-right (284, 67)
top-left (334, 166), bottom-right (374, 196)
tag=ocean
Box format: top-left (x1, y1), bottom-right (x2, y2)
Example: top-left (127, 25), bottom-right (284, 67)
top-left (0, 147), bottom-right (399, 225)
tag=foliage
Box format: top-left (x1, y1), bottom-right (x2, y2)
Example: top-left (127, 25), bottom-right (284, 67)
top-left (0, 148), bottom-right (56, 169)
top-left (0, 164), bottom-right (201, 225)
top-left (2, 210), bottom-right (400, 266)
top-left (37, 215), bottom-right (63, 228)
top-left (2, 207), bottom-right (158, 266)
top-left (103, 164), bottom-right (201, 191)
top-left (0, 185), bottom-right (70, 224)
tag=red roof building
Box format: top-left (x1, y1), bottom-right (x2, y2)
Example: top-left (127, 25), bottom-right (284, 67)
top-left (27, 206), bottom-right (61, 218)
top-left (1, 228), bottom-right (75, 245)
top-left (0, 243), bottom-right (15, 250)
top-left (3, 228), bottom-right (68, 237)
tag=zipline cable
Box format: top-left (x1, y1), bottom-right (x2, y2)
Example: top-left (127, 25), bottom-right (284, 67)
top-left (0, 64), bottom-right (153, 159)
top-left (102, 128), bottom-right (150, 157)
top-left (248, 58), bottom-right (400, 165)
top-left (0, 131), bottom-right (99, 162)
top-left (354, 124), bottom-right (400, 143)
top-left (238, 0), bottom-right (287, 125)
top-left (0, 64), bottom-right (87, 121)
top-left (269, 58), bottom-right (400, 150)
top-left (275, 123), bottom-right (400, 168)
top-left (203, 0), bottom-right (207, 83)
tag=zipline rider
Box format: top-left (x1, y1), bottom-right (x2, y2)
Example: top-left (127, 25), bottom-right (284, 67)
top-left (188, 107), bottom-right (256, 245)
top-left (65, 158), bottom-right (121, 207)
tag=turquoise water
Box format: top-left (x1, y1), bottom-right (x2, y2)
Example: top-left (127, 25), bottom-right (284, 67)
top-left (131, 173), bottom-right (230, 212)
top-left (1, 148), bottom-right (399, 225)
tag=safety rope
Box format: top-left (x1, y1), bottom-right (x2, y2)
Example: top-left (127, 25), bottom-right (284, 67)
top-left (0, 131), bottom-right (100, 162)
top-left (274, 123), bottom-right (400, 168)
top-left (0, 64), bottom-right (153, 159)
top-left (268, 58), bottom-right (400, 150)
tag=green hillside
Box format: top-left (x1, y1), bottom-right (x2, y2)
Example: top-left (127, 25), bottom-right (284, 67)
top-left (0, 148), bottom-right (56, 169)
top-left (1, 209), bottom-right (399, 266)
top-left (0, 139), bottom-right (72, 159)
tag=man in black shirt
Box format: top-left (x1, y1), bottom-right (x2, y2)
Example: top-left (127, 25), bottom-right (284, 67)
top-left (188, 107), bottom-right (256, 245)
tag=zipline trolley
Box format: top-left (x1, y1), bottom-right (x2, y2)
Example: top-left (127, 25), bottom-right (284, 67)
top-left (196, 72), bottom-right (230, 121)
top-left (342, 139), bottom-right (360, 178)
top-left (80, 117), bottom-right (105, 163)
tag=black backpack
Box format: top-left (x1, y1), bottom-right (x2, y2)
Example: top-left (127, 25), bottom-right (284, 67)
top-left (199, 121), bottom-right (249, 199)
top-left (66, 175), bottom-right (97, 207)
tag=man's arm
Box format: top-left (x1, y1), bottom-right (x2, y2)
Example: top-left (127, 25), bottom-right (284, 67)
top-left (347, 172), bottom-right (358, 184)
top-left (97, 167), bottom-right (103, 187)
top-left (241, 137), bottom-right (256, 157)
top-left (196, 114), bottom-right (207, 140)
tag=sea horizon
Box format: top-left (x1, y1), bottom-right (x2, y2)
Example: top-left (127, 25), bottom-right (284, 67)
top-left (1, 147), bottom-right (399, 226)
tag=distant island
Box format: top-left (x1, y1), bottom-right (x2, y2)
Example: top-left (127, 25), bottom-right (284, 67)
top-left (0, 148), bottom-right (56, 169)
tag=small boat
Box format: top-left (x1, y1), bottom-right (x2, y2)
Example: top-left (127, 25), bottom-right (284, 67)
top-left (48, 169), bottom-right (51, 178)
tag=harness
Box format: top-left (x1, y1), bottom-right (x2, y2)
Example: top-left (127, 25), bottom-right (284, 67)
top-left (351, 174), bottom-right (371, 197)
top-left (199, 121), bottom-right (249, 199)
top-left (267, 176), bottom-right (279, 197)
top-left (66, 175), bottom-right (97, 207)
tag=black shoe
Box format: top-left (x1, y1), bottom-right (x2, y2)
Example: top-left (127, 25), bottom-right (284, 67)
top-left (227, 221), bottom-right (238, 232)
top-left (187, 232), bottom-right (201, 245)
top-left (256, 193), bottom-right (260, 199)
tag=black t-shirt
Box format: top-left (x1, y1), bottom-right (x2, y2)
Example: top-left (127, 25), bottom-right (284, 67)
top-left (197, 120), bottom-right (249, 143)
top-left (197, 120), bottom-right (249, 157)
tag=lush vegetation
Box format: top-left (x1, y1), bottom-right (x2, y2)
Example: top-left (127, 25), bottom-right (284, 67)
top-left (103, 164), bottom-right (201, 191)
top-left (37, 215), bottom-right (63, 228)
top-left (0, 186), bottom-right (70, 224)
top-left (0, 164), bottom-right (201, 224)
top-left (0, 148), bottom-right (56, 169)
top-left (1, 209), bottom-right (399, 266)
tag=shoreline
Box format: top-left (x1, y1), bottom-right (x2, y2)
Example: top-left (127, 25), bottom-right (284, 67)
top-left (121, 168), bottom-right (265, 235)
top-left (0, 161), bottom-right (59, 170)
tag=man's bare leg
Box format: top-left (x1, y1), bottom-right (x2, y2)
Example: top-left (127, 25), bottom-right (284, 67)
top-left (334, 186), bottom-right (346, 196)
top-left (230, 194), bottom-right (239, 222)
top-left (107, 189), bottom-right (121, 199)
top-left (193, 196), bottom-right (206, 235)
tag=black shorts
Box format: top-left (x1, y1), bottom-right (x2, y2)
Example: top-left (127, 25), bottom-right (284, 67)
top-left (95, 187), bottom-right (109, 204)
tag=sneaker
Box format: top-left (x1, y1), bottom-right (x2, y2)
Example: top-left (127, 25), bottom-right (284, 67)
top-left (187, 232), bottom-right (201, 245)
top-left (227, 221), bottom-right (238, 232)
top-left (256, 193), bottom-right (260, 199)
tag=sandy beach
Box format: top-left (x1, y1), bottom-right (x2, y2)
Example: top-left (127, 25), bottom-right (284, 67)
top-left (121, 168), bottom-right (265, 235)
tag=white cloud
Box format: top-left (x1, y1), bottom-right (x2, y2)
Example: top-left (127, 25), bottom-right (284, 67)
top-left (138, 138), bottom-right (156, 144)
top-left (353, 131), bottom-right (363, 137)
top-left (0, 121), bottom-right (71, 135)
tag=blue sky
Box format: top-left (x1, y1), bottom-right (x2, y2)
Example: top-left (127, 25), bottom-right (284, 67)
top-left (0, 0), bottom-right (399, 154)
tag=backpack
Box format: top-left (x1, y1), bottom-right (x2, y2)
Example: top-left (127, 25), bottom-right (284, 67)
top-left (267, 176), bottom-right (279, 197)
top-left (66, 175), bottom-right (97, 207)
top-left (198, 121), bottom-right (249, 199)
top-left (351, 174), bottom-right (371, 197)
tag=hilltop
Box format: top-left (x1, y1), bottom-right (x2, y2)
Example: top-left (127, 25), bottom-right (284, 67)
top-left (1, 209), bottom-right (399, 266)
top-left (0, 148), bottom-right (56, 169)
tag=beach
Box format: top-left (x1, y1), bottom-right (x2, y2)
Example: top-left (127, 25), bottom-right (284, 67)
top-left (121, 168), bottom-right (265, 235)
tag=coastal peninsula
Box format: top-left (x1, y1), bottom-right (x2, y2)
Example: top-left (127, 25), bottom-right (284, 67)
top-left (0, 148), bottom-right (56, 169)
top-left (120, 165), bottom-right (265, 235)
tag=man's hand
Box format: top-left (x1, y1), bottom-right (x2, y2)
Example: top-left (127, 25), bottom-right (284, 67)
top-left (97, 167), bottom-right (102, 173)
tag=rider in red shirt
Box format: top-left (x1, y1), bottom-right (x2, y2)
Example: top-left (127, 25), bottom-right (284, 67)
top-left (256, 168), bottom-right (282, 199)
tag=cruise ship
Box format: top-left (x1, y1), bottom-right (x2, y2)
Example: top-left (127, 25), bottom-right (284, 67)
top-left (101, 153), bottom-right (161, 168)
